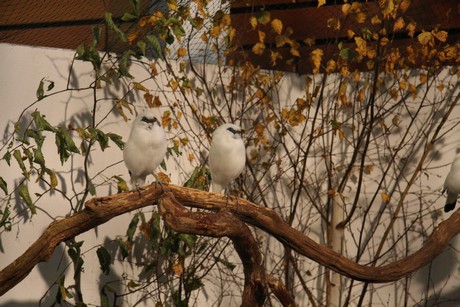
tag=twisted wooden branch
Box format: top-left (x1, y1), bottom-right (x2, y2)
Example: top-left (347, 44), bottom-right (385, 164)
top-left (1, 183), bottom-right (459, 298)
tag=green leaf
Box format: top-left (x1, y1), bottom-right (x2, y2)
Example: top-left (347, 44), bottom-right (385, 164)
top-left (121, 12), bottom-right (138, 21)
top-left (18, 184), bottom-right (36, 214)
top-left (339, 48), bottom-right (356, 61)
top-left (186, 276), bottom-right (204, 292)
top-left (75, 28), bottom-right (102, 70)
top-left (117, 238), bottom-right (130, 260)
top-left (113, 175), bottom-right (128, 193)
top-left (13, 149), bottom-right (29, 179)
top-left (31, 110), bottom-right (57, 132)
top-left (0, 206), bottom-right (12, 231)
top-left (36, 78), bottom-right (45, 100)
top-left (173, 26), bottom-right (186, 38)
top-left (67, 242), bottom-right (84, 279)
top-left (3, 151), bottom-right (11, 165)
top-left (26, 129), bottom-right (46, 147)
top-left (55, 127), bottom-right (80, 164)
top-left (119, 50), bottom-right (135, 78)
top-left (179, 234), bottom-right (197, 249)
top-left (33, 147), bottom-right (45, 168)
top-left (47, 80), bottom-right (55, 91)
top-left (0, 177), bottom-right (8, 195)
top-left (88, 180), bottom-right (96, 196)
top-left (88, 128), bottom-right (109, 151)
top-left (107, 133), bottom-right (124, 150)
top-left (146, 35), bottom-right (164, 59)
top-left (137, 40), bottom-right (147, 56)
top-left (127, 214), bottom-right (140, 242)
top-left (97, 246), bottom-right (112, 275)
top-left (215, 257), bottom-right (236, 271)
top-left (105, 12), bottom-right (126, 42)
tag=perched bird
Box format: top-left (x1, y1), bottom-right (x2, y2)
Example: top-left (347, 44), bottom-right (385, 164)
top-left (123, 109), bottom-right (167, 190)
top-left (209, 123), bottom-right (246, 194)
top-left (443, 153), bottom-right (460, 212)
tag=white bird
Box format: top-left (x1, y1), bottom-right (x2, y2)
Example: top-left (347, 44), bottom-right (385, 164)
top-left (443, 153), bottom-right (460, 212)
top-left (208, 123), bottom-right (246, 194)
top-left (123, 109), bottom-right (167, 190)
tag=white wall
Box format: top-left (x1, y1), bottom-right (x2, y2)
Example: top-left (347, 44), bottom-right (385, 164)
top-left (1, 42), bottom-right (459, 306)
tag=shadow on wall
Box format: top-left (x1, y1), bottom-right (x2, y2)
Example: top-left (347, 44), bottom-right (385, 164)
top-left (2, 243), bottom-right (69, 306)
top-left (415, 235), bottom-right (460, 306)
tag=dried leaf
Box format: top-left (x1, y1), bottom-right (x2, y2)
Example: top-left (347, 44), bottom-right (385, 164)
top-left (252, 42), bottom-right (265, 55)
top-left (271, 19), bottom-right (283, 35)
top-left (418, 31), bottom-right (432, 46)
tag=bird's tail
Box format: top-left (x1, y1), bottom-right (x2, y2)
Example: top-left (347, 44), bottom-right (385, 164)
top-left (445, 192), bottom-right (458, 212)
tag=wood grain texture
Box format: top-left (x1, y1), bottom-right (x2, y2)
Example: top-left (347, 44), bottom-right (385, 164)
top-left (1, 183), bottom-right (459, 297)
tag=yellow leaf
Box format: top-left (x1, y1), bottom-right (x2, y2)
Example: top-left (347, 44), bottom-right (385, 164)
top-left (393, 17), bottom-right (405, 32)
top-left (355, 37), bottom-right (367, 56)
top-left (290, 47), bottom-right (300, 57)
top-left (436, 84), bottom-right (444, 92)
top-left (418, 31), bottom-right (432, 45)
top-left (371, 16), bottom-right (381, 25)
top-left (169, 79), bottom-right (179, 92)
top-left (275, 35), bottom-right (290, 48)
top-left (150, 62), bottom-right (158, 76)
top-left (311, 49), bottom-right (323, 75)
top-left (390, 88), bottom-right (398, 101)
top-left (271, 19), bottom-right (283, 35)
top-left (152, 96), bottom-right (162, 107)
top-left (419, 73), bottom-right (427, 84)
top-left (210, 26), bottom-right (221, 39)
top-left (127, 32), bottom-right (138, 44)
top-left (188, 153), bottom-right (195, 162)
top-left (340, 66), bottom-right (350, 78)
top-left (250, 16), bottom-right (258, 29)
top-left (177, 47), bottom-right (187, 57)
top-left (326, 59), bottom-right (336, 73)
top-left (399, 0), bottom-right (411, 12)
top-left (162, 110), bottom-right (171, 127)
top-left (133, 82), bottom-right (149, 92)
top-left (258, 30), bottom-right (266, 43)
top-left (318, 0), bottom-right (326, 7)
top-left (255, 123), bottom-right (265, 135)
top-left (270, 51), bottom-right (282, 66)
top-left (356, 12), bottom-right (366, 24)
top-left (156, 172), bottom-right (171, 184)
top-left (347, 29), bottom-right (355, 39)
top-left (168, 2), bottom-right (178, 12)
top-left (357, 88), bottom-right (365, 102)
top-left (252, 42), bottom-right (265, 55)
top-left (201, 32), bottom-right (208, 42)
top-left (342, 3), bottom-right (351, 16)
top-left (222, 14), bottom-right (231, 26)
top-left (435, 30), bottom-right (448, 43)
top-left (381, 192), bottom-right (390, 202)
top-left (406, 22), bottom-right (416, 37)
top-left (399, 80), bottom-right (407, 91)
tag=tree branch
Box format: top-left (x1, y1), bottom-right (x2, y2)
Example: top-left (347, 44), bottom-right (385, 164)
top-left (1, 183), bottom-right (460, 297)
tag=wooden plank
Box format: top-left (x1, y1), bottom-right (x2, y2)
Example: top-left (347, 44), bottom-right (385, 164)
top-left (0, 0), bottom-right (150, 27)
top-left (230, 0), bottom-right (460, 48)
top-left (228, 33), bottom-right (460, 75)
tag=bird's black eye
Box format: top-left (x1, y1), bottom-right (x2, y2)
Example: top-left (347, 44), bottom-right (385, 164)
top-left (141, 117), bottom-right (157, 124)
top-left (227, 127), bottom-right (240, 134)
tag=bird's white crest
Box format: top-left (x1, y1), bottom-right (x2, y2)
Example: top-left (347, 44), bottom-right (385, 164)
top-left (123, 109), bottom-right (167, 189)
top-left (443, 153), bottom-right (460, 212)
top-left (208, 123), bottom-right (246, 193)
